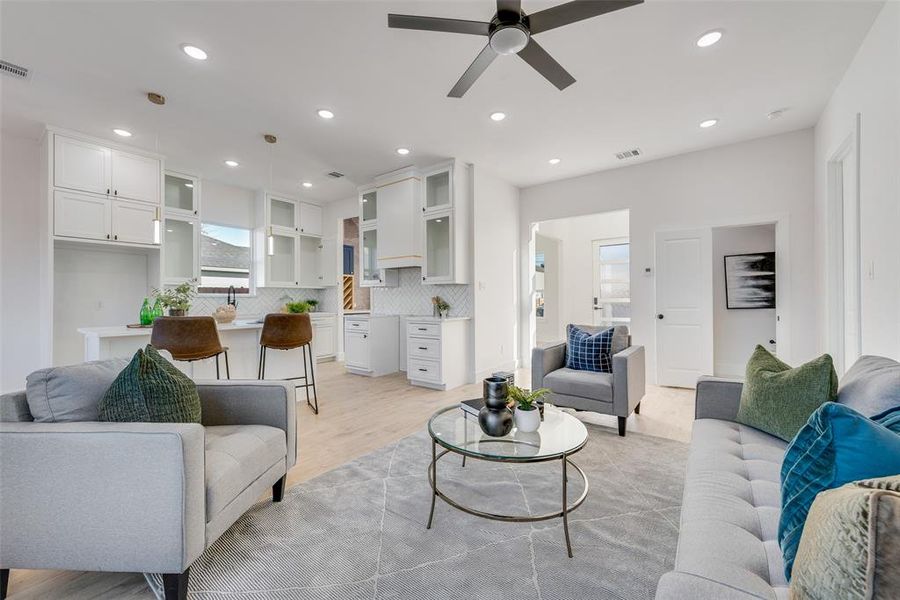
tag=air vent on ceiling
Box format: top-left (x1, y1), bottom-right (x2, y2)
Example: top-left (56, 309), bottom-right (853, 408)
top-left (0, 60), bottom-right (30, 80)
top-left (327, 171), bottom-right (344, 179)
top-left (615, 148), bottom-right (642, 160)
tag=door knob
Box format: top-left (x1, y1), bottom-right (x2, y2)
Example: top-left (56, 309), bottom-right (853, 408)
top-left (657, 314), bottom-right (664, 320)
top-left (769, 339), bottom-right (776, 345)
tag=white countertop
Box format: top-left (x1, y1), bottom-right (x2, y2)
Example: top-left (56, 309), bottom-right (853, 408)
top-left (405, 316), bottom-right (471, 322)
top-left (78, 313), bottom-right (337, 338)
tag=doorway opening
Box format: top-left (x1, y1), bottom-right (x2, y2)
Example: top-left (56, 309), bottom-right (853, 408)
top-left (342, 216), bottom-right (370, 312)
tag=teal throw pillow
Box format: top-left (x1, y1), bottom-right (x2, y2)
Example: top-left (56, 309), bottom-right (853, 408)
top-left (736, 345), bottom-right (837, 441)
top-left (98, 345), bottom-right (201, 423)
top-left (779, 402), bottom-right (900, 580)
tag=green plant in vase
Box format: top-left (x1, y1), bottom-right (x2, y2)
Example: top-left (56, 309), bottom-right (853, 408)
top-left (431, 295), bottom-right (450, 318)
top-left (509, 385), bottom-right (550, 433)
top-left (306, 299), bottom-right (319, 313)
top-left (152, 281), bottom-right (195, 317)
top-left (285, 300), bottom-right (310, 314)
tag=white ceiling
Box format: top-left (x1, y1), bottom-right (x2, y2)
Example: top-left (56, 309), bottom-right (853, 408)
top-left (0, 0), bottom-right (883, 203)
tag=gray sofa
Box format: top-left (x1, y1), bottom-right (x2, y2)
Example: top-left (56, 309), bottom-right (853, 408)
top-left (0, 359), bottom-right (298, 600)
top-left (655, 355), bottom-right (900, 599)
top-left (532, 325), bottom-right (645, 436)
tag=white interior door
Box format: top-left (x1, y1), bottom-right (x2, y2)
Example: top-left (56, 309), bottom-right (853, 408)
top-left (655, 229), bottom-right (713, 388)
top-left (841, 155), bottom-right (861, 369)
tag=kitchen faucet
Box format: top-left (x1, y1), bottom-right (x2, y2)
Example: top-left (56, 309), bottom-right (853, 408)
top-left (226, 285), bottom-right (237, 309)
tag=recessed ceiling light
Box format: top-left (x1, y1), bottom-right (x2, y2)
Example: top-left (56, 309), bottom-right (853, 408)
top-left (490, 112), bottom-right (507, 122)
top-left (696, 30), bottom-right (723, 48)
top-left (182, 44), bottom-right (208, 60)
top-left (317, 109), bottom-right (334, 119)
top-left (396, 147), bottom-right (410, 155)
top-left (224, 160), bottom-right (239, 167)
top-left (302, 181), bottom-right (313, 188)
top-left (112, 128), bottom-right (132, 137)
top-left (184, 183), bottom-right (194, 188)
top-left (699, 119), bottom-right (718, 128)
top-left (548, 158), bottom-right (561, 165)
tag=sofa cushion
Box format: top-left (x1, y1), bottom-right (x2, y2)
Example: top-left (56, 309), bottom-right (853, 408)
top-left (25, 358), bottom-right (128, 423)
top-left (790, 476), bottom-right (900, 600)
top-left (675, 419), bottom-right (789, 598)
top-left (565, 325), bottom-right (613, 373)
top-left (205, 425), bottom-right (287, 521)
top-left (736, 345), bottom-right (837, 441)
top-left (543, 367), bottom-right (613, 402)
top-left (837, 355), bottom-right (900, 417)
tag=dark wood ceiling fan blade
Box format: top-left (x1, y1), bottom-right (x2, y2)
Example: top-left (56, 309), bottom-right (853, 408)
top-left (518, 38), bottom-right (575, 90)
top-left (387, 14), bottom-right (490, 36)
top-left (496, 0), bottom-right (522, 17)
top-left (448, 44), bottom-right (498, 97)
top-left (528, 0), bottom-right (643, 34)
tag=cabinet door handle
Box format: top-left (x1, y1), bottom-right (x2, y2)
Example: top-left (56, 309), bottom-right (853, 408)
top-left (114, 234), bottom-right (118, 240)
top-left (418, 368), bottom-right (427, 372)
top-left (194, 210), bottom-right (198, 215)
top-left (417, 327), bottom-right (427, 331)
top-left (418, 346), bottom-right (427, 350)
top-left (363, 334), bottom-right (368, 339)
top-left (106, 188), bottom-right (110, 195)
top-left (106, 233), bottom-right (110, 239)
top-left (114, 190), bottom-right (117, 196)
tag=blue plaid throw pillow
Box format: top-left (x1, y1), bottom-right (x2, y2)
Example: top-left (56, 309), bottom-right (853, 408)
top-left (565, 325), bottom-right (613, 373)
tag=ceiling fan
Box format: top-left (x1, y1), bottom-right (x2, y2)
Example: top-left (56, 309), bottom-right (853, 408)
top-left (388, 0), bottom-right (643, 98)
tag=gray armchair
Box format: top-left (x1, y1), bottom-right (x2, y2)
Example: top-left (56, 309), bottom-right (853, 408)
top-left (0, 360), bottom-right (297, 600)
top-left (532, 325), bottom-right (645, 436)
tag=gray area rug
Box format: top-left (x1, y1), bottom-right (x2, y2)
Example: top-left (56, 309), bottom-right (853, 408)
top-left (182, 420), bottom-right (688, 599)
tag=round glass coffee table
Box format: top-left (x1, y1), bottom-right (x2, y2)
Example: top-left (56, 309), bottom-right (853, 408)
top-left (426, 404), bottom-right (589, 557)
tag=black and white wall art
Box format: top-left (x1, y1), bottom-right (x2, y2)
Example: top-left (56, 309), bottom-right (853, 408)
top-left (724, 252), bottom-right (776, 309)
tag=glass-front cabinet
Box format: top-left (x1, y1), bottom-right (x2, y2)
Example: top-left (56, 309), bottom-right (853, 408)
top-left (163, 217), bottom-right (198, 284)
top-left (164, 172), bottom-right (199, 216)
top-left (360, 188), bottom-right (377, 224)
top-left (269, 195), bottom-right (298, 232)
top-left (267, 232), bottom-right (297, 287)
top-left (423, 165), bottom-right (452, 213)
top-left (360, 227), bottom-right (380, 285)
top-left (423, 211), bottom-right (453, 283)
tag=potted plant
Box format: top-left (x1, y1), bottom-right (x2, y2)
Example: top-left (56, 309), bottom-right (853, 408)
top-left (509, 386), bottom-right (550, 433)
top-left (431, 295), bottom-right (450, 318)
top-left (153, 282), bottom-right (195, 317)
top-left (284, 300), bottom-right (310, 314)
top-left (306, 299), bottom-right (319, 313)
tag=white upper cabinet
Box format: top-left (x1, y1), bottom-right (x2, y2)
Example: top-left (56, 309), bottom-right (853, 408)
top-left (112, 200), bottom-right (157, 244)
top-left (359, 226), bottom-right (399, 288)
top-left (268, 195), bottom-right (298, 232)
top-left (376, 171), bottom-right (421, 270)
top-left (54, 190), bottom-right (110, 241)
top-left (298, 236), bottom-right (322, 287)
top-left (360, 188), bottom-right (377, 224)
top-left (164, 172), bottom-right (199, 216)
top-left (299, 202), bottom-right (322, 236)
top-left (423, 210), bottom-right (453, 282)
top-left (54, 135), bottom-right (111, 195)
top-left (423, 166), bottom-right (452, 213)
top-left (163, 216), bottom-right (198, 284)
top-left (111, 150), bottom-right (159, 203)
top-left (421, 160), bottom-right (469, 285)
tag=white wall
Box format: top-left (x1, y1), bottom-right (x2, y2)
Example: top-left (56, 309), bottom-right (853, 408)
top-left (520, 129), bottom-right (816, 384)
top-left (201, 180), bottom-right (255, 228)
top-left (814, 2), bottom-right (900, 362)
top-left (534, 234), bottom-right (561, 343)
top-left (472, 166), bottom-right (519, 378)
top-left (0, 133), bottom-right (43, 391)
top-left (712, 224), bottom-right (777, 378)
top-left (537, 210), bottom-right (630, 335)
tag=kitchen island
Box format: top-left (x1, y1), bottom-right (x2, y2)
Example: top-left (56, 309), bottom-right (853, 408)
top-left (78, 313), bottom-right (336, 380)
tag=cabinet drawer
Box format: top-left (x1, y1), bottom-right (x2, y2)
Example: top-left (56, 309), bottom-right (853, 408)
top-left (408, 338), bottom-right (440, 360)
top-left (407, 322), bottom-right (440, 338)
top-left (408, 358), bottom-right (441, 383)
top-left (345, 319), bottom-right (369, 333)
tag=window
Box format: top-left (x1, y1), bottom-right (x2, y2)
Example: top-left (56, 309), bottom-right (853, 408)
top-left (592, 239), bottom-right (630, 325)
top-left (198, 223), bottom-right (252, 294)
top-left (535, 251), bottom-right (545, 318)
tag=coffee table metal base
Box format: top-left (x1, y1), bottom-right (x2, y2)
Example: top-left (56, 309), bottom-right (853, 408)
top-left (426, 440), bottom-right (589, 557)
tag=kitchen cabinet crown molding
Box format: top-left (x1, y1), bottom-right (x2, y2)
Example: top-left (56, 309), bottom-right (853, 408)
top-left (44, 126), bottom-right (165, 161)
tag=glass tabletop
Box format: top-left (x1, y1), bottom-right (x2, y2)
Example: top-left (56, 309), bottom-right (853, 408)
top-left (427, 404), bottom-right (588, 462)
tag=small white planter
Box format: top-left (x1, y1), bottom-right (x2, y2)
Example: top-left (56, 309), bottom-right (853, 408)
top-left (514, 407), bottom-right (541, 433)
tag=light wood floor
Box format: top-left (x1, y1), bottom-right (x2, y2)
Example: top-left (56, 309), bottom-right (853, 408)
top-left (7, 361), bottom-right (694, 599)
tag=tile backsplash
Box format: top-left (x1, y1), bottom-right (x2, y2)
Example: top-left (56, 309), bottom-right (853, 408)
top-left (372, 268), bottom-right (472, 317)
top-left (189, 287), bottom-right (328, 318)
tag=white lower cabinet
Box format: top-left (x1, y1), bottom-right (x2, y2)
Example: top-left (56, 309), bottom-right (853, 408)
top-left (406, 317), bottom-right (470, 390)
top-left (310, 314), bottom-right (336, 361)
top-left (344, 315), bottom-right (399, 376)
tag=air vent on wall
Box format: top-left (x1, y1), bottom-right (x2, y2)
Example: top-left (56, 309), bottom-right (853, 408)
top-left (615, 148), bottom-right (642, 160)
top-left (0, 60), bottom-right (30, 80)
top-left (327, 171), bottom-right (344, 179)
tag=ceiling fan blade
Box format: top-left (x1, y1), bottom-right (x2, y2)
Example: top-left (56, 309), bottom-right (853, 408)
top-left (528, 0), bottom-right (643, 34)
top-left (518, 38), bottom-right (576, 90)
top-left (496, 0), bottom-right (522, 17)
top-left (388, 14), bottom-right (490, 36)
top-left (448, 44), bottom-right (498, 98)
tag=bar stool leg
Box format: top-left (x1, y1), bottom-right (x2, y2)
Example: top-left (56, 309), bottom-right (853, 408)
top-left (215, 354), bottom-right (221, 380)
top-left (261, 346), bottom-right (267, 379)
top-left (301, 346), bottom-right (312, 406)
top-left (257, 345), bottom-right (264, 379)
top-left (308, 344), bottom-right (318, 414)
top-left (224, 350), bottom-right (230, 380)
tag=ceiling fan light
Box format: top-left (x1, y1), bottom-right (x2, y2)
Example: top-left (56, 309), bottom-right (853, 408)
top-left (489, 25), bottom-right (529, 55)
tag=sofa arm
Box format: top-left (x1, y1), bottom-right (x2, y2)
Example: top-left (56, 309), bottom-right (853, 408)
top-left (196, 380), bottom-right (297, 469)
top-left (0, 390), bottom-right (31, 423)
top-left (613, 345), bottom-right (646, 417)
top-left (695, 376), bottom-right (744, 421)
top-left (532, 342), bottom-right (566, 391)
top-left (0, 421), bottom-right (205, 574)
top-left (655, 571), bottom-right (773, 599)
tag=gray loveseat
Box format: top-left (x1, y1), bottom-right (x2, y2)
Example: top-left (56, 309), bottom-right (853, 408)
top-left (655, 355), bottom-right (900, 599)
top-left (0, 359), bottom-right (298, 600)
top-left (532, 325), bottom-right (645, 436)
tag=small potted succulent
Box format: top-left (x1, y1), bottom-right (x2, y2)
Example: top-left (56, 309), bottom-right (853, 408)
top-left (306, 298), bottom-right (319, 313)
top-left (153, 281), bottom-right (195, 317)
top-left (509, 385), bottom-right (550, 433)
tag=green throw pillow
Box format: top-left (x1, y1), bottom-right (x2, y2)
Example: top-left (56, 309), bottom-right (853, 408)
top-left (98, 345), bottom-right (201, 423)
top-left (736, 345), bottom-right (837, 441)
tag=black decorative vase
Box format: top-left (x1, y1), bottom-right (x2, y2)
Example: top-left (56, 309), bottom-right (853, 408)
top-left (478, 377), bottom-right (514, 437)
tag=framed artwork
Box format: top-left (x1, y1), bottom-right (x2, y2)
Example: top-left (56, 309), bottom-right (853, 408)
top-left (724, 252), bottom-right (775, 309)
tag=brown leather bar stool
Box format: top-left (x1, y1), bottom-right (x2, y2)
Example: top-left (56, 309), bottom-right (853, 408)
top-left (150, 316), bottom-right (230, 379)
top-left (258, 313), bottom-right (318, 414)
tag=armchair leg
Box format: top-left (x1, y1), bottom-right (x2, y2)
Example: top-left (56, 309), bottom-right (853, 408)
top-left (273, 475), bottom-right (286, 502)
top-left (634, 402), bottom-right (641, 415)
top-left (617, 416), bottom-right (626, 437)
top-left (1, 568), bottom-right (9, 600)
top-left (162, 568), bottom-right (189, 600)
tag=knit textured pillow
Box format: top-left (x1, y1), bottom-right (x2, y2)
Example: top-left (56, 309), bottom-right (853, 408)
top-left (98, 345), bottom-right (201, 423)
top-left (736, 345), bottom-right (837, 441)
top-left (789, 476), bottom-right (900, 600)
top-left (565, 325), bottom-right (613, 373)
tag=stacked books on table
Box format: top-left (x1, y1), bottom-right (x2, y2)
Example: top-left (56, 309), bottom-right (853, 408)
top-left (460, 398), bottom-right (484, 417)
